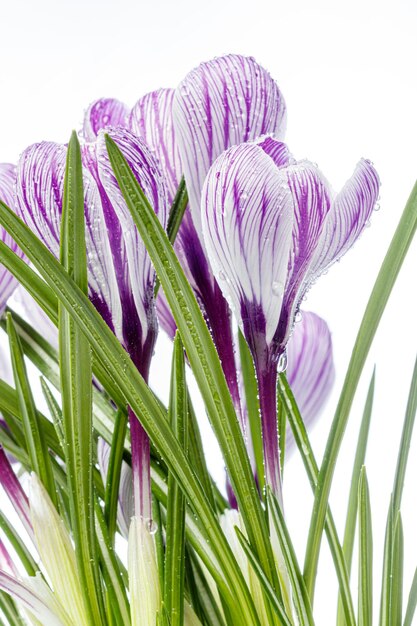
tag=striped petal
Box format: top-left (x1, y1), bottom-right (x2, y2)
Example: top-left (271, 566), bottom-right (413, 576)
top-left (310, 159), bottom-right (380, 277)
top-left (16, 141), bottom-right (123, 338)
top-left (174, 54), bottom-right (287, 236)
top-left (275, 158), bottom-right (333, 348)
top-left (83, 98), bottom-right (130, 142)
top-left (202, 142), bottom-right (293, 351)
top-left (129, 88), bottom-right (182, 205)
top-left (95, 126), bottom-right (168, 348)
top-left (286, 311), bottom-right (335, 453)
top-left (0, 164), bottom-right (27, 313)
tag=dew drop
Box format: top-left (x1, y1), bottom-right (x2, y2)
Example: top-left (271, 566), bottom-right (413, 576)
top-left (272, 281), bottom-right (284, 298)
top-left (218, 270), bottom-right (226, 281)
top-left (146, 519), bottom-right (158, 535)
top-left (277, 351), bottom-right (287, 373)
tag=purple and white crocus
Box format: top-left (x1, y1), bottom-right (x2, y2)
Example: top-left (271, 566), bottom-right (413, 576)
top-left (202, 137), bottom-right (379, 494)
top-left (83, 54), bottom-right (287, 427)
top-left (16, 127), bottom-right (168, 520)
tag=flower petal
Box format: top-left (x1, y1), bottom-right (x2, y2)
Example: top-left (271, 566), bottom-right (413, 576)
top-left (174, 54), bottom-right (287, 235)
top-left (29, 473), bottom-right (90, 626)
top-left (202, 143), bottom-right (293, 349)
top-left (156, 291), bottom-right (176, 340)
top-left (128, 517), bottom-right (160, 626)
top-left (129, 88), bottom-right (182, 205)
top-left (16, 141), bottom-right (123, 339)
top-left (83, 98), bottom-right (130, 142)
top-left (14, 285), bottom-right (58, 350)
top-left (310, 159), bottom-right (380, 277)
top-left (275, 159), bottom-right (333, 347)
top-left (95, 126), bottom-right (168, 345)
top-left (0, 572), bottom-right (66, 626)
top-left (0, 164), bottom-right (27, 312)
top-left (285, 311), bottom-right (335, 453)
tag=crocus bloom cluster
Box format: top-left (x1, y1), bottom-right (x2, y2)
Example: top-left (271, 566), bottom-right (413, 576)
top-left (202, 137), bottom-right (379, 493)
top-left (82, 55), bottom-right (287, 425)
top-left (15, 127), bottom-right (168, 520)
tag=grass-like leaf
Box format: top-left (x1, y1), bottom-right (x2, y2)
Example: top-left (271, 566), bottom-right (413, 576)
top-left (6, 313), bottom-right (56, 505)
top-left (304, 179), bottom-right (417, 602)
top-left (337, 371), bottom-right (375, 626)
top-left (59, 131), bottom-right (103, 625)
top-left (403, 567), bottom-right (417, 626)
top-left (238, 330), bottom-right (264, 496)
top-left (379, 502), bottom-right (404, 626)
top-left (0, 178), bottom-right (258, 626)
top-left (392, 354), bottom-right (417, 515)
top-left (235, 528), bottom-right (293, 626)
top-left (104, 409), bottom-right (128, 543)
top-left (164, 334), bottom-right (188, 625)
top-left (268, 489), bottom-right (315, 626)
top-left (358, 468), bottom-right (372, 626)
top-left (277, 374), bottom-right (356, 626)
top-left (105, 134), bottom-right (279, 596)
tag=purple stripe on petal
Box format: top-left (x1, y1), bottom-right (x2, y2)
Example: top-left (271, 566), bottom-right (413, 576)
top-left (0, 164), bottom-right (27, 313)
top-left (95, 127), bottom-right (168, 347)
top-left (285, 311), bottom-right (335, 454)
top-left (174, 54), bottom-right (287, 236)
top-left (129, 89), bottom-right (182, 206)
top-left (202, 142), bottom-right (293, 352)
top-left (310, 159), bottom-right (380, 277)
top-left (0, 538), bottom-right (18, 576)
top-left (258, 137), bottom-right (293, 168)
top-left (0, 447), bottom-right (33, 540)
top-left (83, 98), bottom-right (130, 142)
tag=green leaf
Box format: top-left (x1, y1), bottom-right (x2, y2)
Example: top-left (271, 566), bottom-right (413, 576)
top-left (59, 131), bottom-right (103, 625)
top-left (0, 512), bottom-right (38, 576)
top-left (235, 528), bottom-right (293, 626)
top-left (95, 501), bottom-right (130, 626)
top-left (380, 502), bottom-right (404, 626)
top-left (0, 175), bottom-right (258, 626)
top-left (268, 489), bottom-right (315, 626)
top-left (105, 134), bottom-right (278, 595)
top-left (40, 377), bottom-right (65, 453)
top-left (337, 371), bottom-right (375, 626)
top-left (164, 334), bottom-right (188, 626)
top-left (155, 176), bottom-right (188, 297)
top-left (392, 354), bottom-right (417, 515)
top-left (6, 313), bottom-right (56, 504)
top-left (358, 468), bottom-right (372, 626)
top-left (238, 330), bottom-right (264, 496)
top-left (186, 393), bottom-right (216, 511)
top-left (304, 179), bottom-right (417, 602)
top-left (104, 409), bottom-right (128, 543)
top-left (403, 566), bottom-right (417, 626)
top-left (278, 375), bottom-right (356, 626)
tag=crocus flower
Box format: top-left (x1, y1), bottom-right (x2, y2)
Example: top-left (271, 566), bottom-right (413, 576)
top-left (285, 311), bottom-right (335, 454)
top-left (202, 137), bottom-right (379, 494)
top-left (83, 54), bottom-right (287, 427)
top-left (15, 127), bottom-right (168, 520)
top-left (0, 164), bottom-right (26, 312)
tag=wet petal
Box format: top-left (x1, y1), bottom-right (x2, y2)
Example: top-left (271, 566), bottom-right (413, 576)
top-left (174, 54), bottom-right (287, 235)
top-left (95, 126), bottom-right (168, 342)
top-left (83, 98), bottom-right (130, 142)
top-left (0, 164), bottom-right (28, 312)
top-left (129, 88), bottom-right (182, 205)
top-left (275, 159), bottom-right (333, 347)
top-left (15, 141), bottom-right (123, 339)
top-left (286, 311), bottom-right (335, 453)
top-left (202, 142), bottom-right (293, 349)
top-left (310, 159), bottom-right (380, 276)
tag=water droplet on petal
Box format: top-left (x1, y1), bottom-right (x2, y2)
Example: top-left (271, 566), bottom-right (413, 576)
top-left (272, 281), bottom-right (284, 298)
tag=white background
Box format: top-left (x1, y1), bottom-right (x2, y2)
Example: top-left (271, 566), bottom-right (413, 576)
top-left (1, 0), bottom-right (417, 623)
